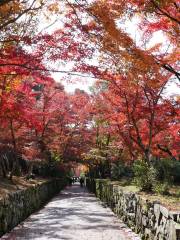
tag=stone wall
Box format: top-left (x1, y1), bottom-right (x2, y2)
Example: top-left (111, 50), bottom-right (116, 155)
top-left (0, 178), bottom-right (67, 237)
top-left (86, 178), bottom-right (180, 240)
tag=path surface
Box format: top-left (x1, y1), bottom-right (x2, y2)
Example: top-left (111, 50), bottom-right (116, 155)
top-left (1, 183), bottom-right (141, 240)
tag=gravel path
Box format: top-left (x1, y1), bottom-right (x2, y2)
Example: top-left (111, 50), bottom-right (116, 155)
top-left (1, 183), bottom-right (141, 240)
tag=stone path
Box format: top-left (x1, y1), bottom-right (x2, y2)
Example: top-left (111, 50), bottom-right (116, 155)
top-left (1, 183), bottom-right (141, 240)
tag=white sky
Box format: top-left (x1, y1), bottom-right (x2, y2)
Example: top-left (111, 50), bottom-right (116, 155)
top-left (51, 72), bottom-right (95, 93)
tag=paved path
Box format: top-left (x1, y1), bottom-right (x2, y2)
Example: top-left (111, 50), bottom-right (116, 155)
top-left (1, 184), bottom-right (141, 240)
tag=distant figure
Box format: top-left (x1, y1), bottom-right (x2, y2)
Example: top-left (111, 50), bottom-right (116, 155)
top-left (68, 177), bottom-right (73, 186)
top-left (80, 177), bottom-right (84, 187)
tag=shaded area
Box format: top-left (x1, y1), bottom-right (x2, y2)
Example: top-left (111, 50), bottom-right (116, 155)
top-left (0, 176), bottom-right (47, 199)
top-left (1, 183), bottom-right (140, 240)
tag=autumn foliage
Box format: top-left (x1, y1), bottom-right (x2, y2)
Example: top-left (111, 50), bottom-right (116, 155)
top-left (0, 0), bottom-right (179, 183)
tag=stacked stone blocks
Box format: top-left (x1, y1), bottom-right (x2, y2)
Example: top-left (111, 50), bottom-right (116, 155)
top-left (0, 179), bottom-right (67, 237)
top-left (86, 178), bottom-right (180, 240)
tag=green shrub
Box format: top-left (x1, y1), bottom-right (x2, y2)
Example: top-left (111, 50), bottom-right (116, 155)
top-left (154, 158), bottom-right (180, 184)
top-left (176, 190), bottom-right (180, 198)
top-left (111, 161), bottom-right (133, 180)
top-left (133, 160), bottom-right (157, 191)
top-left (153, 182), bottom-right (170, 195)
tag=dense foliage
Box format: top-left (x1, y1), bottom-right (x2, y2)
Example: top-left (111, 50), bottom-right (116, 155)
top-left (0, 0), bottom-right (179, 191)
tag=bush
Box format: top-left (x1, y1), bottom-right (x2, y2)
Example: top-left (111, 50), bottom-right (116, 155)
top-left (153, 182), bottom-right (170, 195)
top-left (154, 158), bottom-right (180, 184)
top-left (133, 160), bottom-right (157, 191)
top-left (176, 190), bottom-right (180, 198)
top-left (111, 161), bottom-right (133, 180)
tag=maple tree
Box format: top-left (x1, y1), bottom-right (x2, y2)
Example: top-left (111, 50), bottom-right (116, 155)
top-left (66, 0), bottom-right (179, 161)
top-left (78, 0), bottom-right (180, 81)
top-left (0, 0), bottom-right (179, 185)
top-left (0, 45), bottom-right (53, 177)
top-left (0, 0), bottom-right (89, 178)
top-left (91, 73), bottom-right (179, 163)
top-left (61, 89), bottom-right (93, 162)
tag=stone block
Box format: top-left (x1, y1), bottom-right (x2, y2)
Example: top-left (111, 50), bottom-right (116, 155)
top-left (175, 223), bottom-right (180, 240)
top-left (144, 227), bottom-right (155, 240)
top-left (160, 205), bottom-right (169, 219)
top-left (168, 219), bottom-right (177, 240)
top-left (154, 203), bottom-right (160, 219)
top-left (91, 179), bottom-right (180, 240)
top-left (0, 179), bottom-right (67, 237)
top-left (142, 215), bottom-right (148, 227)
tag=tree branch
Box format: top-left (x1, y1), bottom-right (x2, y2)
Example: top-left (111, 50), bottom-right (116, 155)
top-left (151, 0), bottom-right (180, 25)
top-left (157, 144), bottom-right (177, 161)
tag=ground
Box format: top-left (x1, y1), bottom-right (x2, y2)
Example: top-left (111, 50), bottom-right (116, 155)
top-left (111, 179), bottom-right (180, 211)
top-left (0, 177), bottom-right (48, 200)
top-left (1, 183), bottom-right (141, 240)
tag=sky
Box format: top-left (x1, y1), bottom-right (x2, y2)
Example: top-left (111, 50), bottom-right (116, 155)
top-left (52, 72), bottom-right (96, 93)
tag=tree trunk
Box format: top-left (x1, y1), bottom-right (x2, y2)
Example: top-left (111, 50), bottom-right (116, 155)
top-left (9, 120), bottom-right (19, 179)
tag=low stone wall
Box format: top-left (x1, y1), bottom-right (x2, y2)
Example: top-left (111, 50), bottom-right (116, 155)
top-left (86, 178), bottom-right (180, 240)
top-left (0, 178), bottom-right (67, 237)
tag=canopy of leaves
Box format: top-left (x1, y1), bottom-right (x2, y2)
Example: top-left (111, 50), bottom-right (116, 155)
top-left (0, 0), bottom-right (179, 179)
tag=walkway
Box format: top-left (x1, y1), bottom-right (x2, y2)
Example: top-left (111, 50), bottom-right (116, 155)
top-left (1, 183), bottom-right (141, 240)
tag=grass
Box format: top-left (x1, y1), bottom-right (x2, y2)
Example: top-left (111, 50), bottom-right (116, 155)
top-left (111, 179), bottom-right (139, 193)
top-left (112, 178), bottom-right (180, 211)
top-left (0, 176), bottom-right (48, 200)
top-left (138, 190), bottom-right (180, 211)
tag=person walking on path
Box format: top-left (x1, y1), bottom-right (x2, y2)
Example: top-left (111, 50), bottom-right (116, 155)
top-left (80, 177), bottom-right (84, 187)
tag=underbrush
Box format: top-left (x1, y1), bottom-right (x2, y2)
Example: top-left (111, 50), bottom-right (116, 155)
top-left (112, 177), bottom-right (180, 211)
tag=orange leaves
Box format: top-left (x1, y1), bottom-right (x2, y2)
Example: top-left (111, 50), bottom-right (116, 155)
top-left (47, 2), bottom-right (60, 13)
top-left (86, 0), bottom-right (180, 83)
top-left (0, 1), bottom-right (22, 17)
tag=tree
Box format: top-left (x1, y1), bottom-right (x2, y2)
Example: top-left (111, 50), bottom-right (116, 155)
top-left (65, 0), bottom-right (179, 163)
top-left (61, 89), bottom-right (93, 162)
top-left (79, 0), bottom-right (180, 81)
